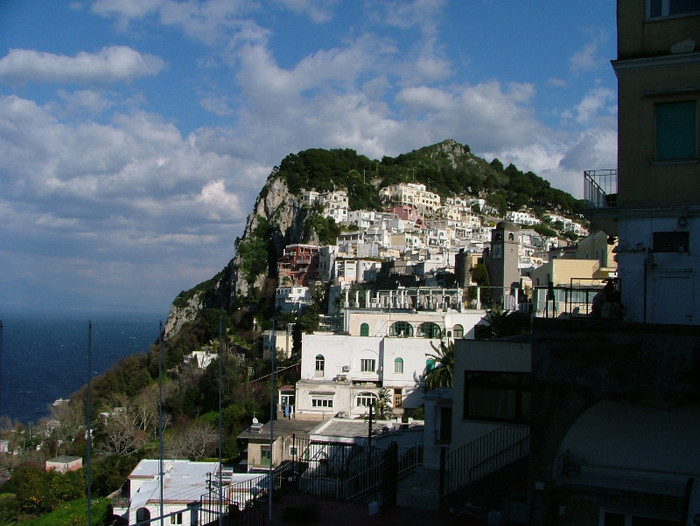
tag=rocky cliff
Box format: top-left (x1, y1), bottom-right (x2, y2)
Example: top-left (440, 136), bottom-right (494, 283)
top-left (163, 139), bottom-right (582, 340)
top-left (163, 175), bottom-right (312, 339)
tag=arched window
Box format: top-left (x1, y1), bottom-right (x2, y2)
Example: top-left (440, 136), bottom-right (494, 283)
top-left (136, 508), bottom-right (151, 523)
top-left (356, 392), bottom-right (378, 407)
top-left (453, 324), bottom-right (464, 338)
top-left (315, 355), bottom-right (325, 376)
top-left (389, 321), bottom-right (414, 337)
top-left (426, 358), bottom-right (435, 371)
top-left (394, 357), bottom-right (404, 374)
top-left (360, 323), bottom-right (369, 337)
top-left (418, 322), bottom-right (441, 339)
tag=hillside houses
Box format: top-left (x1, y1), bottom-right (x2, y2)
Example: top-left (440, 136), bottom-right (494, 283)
top-left (275, 182), bottom-right (587, 314)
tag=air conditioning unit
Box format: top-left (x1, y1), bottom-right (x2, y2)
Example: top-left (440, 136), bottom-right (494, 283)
top-left (341, 365), bottom-right (350, 372)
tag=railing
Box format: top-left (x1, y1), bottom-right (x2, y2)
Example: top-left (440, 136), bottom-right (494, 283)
top-left (584, 169), bottom-right (617, 209)
top-left (441, 423), bottom-right (529, 497)
top-left (297, 441), bottom-right (403, 507)
top-left (533, 278), bottom-right (621, 319)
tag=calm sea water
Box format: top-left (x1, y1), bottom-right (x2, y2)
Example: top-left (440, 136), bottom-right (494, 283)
top-left (0, 312), bottom-right (163, 424)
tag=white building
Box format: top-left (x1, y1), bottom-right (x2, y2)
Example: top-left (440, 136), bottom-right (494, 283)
top-left (294, 302), bottom-right (488, 421)
top-left (275, 285), bottom-right (313, 313)
top-left (380, 183), bottom-right (441, 215)
top-left (114, 459), bottom-right (227, 525)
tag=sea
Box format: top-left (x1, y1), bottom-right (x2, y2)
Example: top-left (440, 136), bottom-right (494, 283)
top-left (0, 312), bottom-right (163, 424)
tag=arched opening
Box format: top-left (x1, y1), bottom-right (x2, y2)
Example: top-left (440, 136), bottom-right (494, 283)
top-left (360, 322), bottom-right (369, 337)
top-left (136, 508), bottom-right (151, 523)
top-left (394, 357), bottom-right (404, 374)
top-left (314, 354), bottom-right (325, 376)
top-left (389, 321), bottom-right (413, 337)
top-left (453, 324), bottom-right (464, 338)
top-left (418, 322), bottom-right (441, 339)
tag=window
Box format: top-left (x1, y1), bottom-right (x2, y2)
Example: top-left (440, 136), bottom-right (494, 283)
top-left (315, 354), bottom-right (325, 376)
top-left (453, 324), bottom-right (464, 338)
top-left (260, 446), bottom-right (271, 466)
top-left (602, 511), bottom-right (679, 525)
top-left (360, 358), bottom-right (376, 372)
top-left (653, 231), bottom-right (689, 253)
top-left (648, 0), bottom-right (700, 18)
top-left (356, 392), bottom-right (377, 407)
top-left (360, 323), bottom-right (369, 337)
top-left (393, 389), bottom-right (403, 408)
top-left (464, 372), bottom-right (531, 423)
top-left (418, 322), bottom-right (441, 339)
top-left (311, 396), bottom-right (333, 408)
top-left (389, 321), bottom-right (413, 337)
top-left (170, 512), bottom-right (183, 524)
top-left (394, 357), bottom-right (404, 374)
top-left (655, 101), bottom-right (696, 160)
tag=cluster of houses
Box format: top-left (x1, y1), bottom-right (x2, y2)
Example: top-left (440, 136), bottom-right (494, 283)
top-left (111, 2), bottom-right (700, 523)
top-left (276, 181), bottom-right (588, 313)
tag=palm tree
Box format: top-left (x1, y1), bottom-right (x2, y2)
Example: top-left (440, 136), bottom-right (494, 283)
top-left (486, 307), bottom-right (531, 338)
top-left (422, 339), bottom-right (454, 391)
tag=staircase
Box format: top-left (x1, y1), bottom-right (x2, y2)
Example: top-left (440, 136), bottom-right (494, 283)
top-left (441, 423), bottom-right (530, 497)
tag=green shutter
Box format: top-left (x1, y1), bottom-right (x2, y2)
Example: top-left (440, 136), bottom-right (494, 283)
top-left (656, 101), bottom-right (696, 160)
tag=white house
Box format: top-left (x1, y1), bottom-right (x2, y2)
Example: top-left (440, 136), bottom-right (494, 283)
top-left (294, 304), bottom-right (488, 420)
top-left (114, 459), bottom-right (221, 525)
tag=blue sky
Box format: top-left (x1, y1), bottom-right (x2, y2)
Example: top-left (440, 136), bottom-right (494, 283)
top-left (0, 0), bottom-right (618, 315)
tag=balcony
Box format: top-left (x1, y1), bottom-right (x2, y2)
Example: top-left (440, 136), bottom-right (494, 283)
top-left (583, 169), bottom-right (619, 235)
top-left (583, 169), bottom-right (617, 208)
top-left (532, 278), bottom-right (623, 320)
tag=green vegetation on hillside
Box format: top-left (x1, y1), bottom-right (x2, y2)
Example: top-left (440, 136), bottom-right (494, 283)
top-left (274, 140), bottom-right (581, 215)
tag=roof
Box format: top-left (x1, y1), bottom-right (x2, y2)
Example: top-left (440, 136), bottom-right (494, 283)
top-left (238, 417), bottom-right (319, 441)
top-left (47, 455), bottom-right (82, 464)
top-left (129, 459), bottom-right (220, 509)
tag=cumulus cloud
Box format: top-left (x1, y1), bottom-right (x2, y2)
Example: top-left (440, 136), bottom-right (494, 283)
top-left (0, 46), bottom-right (165, 85)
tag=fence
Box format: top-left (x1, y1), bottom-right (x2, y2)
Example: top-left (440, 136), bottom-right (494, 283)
top-left (533, 278), bottom-right (619, 318)
top-left (297, 441), bottom-right (422, 508)
top-left (441, 423), bottom-right (530, 498)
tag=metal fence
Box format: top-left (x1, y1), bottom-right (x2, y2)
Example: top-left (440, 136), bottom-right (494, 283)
top-left (441, 423), bottom-right (530, 497)
top-left (297, 441), bottom-right (421, 508)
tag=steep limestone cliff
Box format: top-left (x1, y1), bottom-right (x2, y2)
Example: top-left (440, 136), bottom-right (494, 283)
top-left (163, 175), bottom-right (312, 339)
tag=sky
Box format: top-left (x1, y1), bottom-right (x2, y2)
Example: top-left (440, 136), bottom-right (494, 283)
top-left (0, 0), bottom-right (618, 315)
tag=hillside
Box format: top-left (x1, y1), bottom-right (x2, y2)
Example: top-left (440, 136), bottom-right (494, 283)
top-left (163, 139), bottom-right (582, 339)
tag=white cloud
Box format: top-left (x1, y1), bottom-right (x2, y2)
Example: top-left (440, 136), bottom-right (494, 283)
top-left (0, 46), bottom-right (165, 85)
top-left (275, 0), bottom-right (337, 23)
top-left (569, 28), bottom-right (608, 75)
top-left (573, 86), bottom-right (616, 124)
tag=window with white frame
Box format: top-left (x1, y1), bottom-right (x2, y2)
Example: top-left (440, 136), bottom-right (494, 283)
top-left (356, 392), bottom-right (377, 407)
top-left (648, 0), bottom-right (700, 18)
top-left (170, 512), bottom-right (183, 525)
top-left (394, 357), bottom-right (404, 374)
top-left (655, 100), bottom-right (697, 160)
top-left (360, 358), bottom-right (376, 372)
top-left (311, 396), bottom-right (333, 408)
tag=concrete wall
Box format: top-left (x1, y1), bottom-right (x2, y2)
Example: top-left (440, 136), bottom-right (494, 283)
top-left (529, 317), bottom-right (700, 524)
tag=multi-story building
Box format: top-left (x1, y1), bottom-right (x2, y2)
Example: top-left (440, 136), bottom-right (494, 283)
top-left (585, 0), bottom-right (700, 325)
top-left (529, 3), bottom-right (700, 524)
top-left (277, 244), bottom-right (320, 286)
top-left (294, 293), bottom-right (487, 421)
top-left (380, 183), bottom-right (441, 216)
